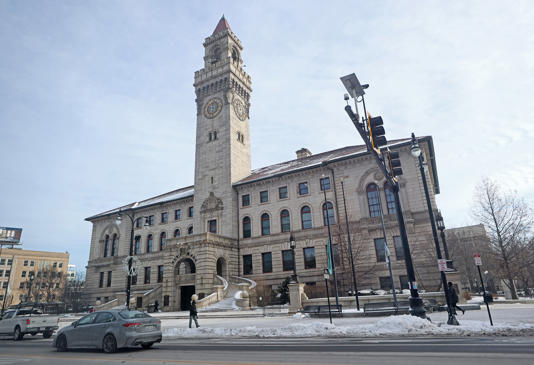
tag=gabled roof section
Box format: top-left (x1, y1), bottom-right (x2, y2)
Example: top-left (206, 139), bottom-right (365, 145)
top-left (212, 15), bottom-right (231, 35)
top-left (85, 186), bottom-right (194, 221)
top-left (234, 136), bottom-right (440, 194)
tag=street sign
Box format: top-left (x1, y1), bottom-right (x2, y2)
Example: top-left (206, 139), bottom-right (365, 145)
top-left (122, 256), bottom-right (141, 276)
top-left (437, 259), bottom-right (448, 272)
top-left (473, 253), bottom-right (482, 266)
top-left (323, 268), bottom-right (330, 280)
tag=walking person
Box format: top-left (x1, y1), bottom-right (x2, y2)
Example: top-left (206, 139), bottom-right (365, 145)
top-left (448, 282), bottom-right (465, 315)
top-left (189, 294), bottom-right (199, 328)
top-left (153, 300), bottom-right (159, 312)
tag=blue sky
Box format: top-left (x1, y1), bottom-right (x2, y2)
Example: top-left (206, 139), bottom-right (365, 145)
top-left (1, 1), bottom-right (533, 271)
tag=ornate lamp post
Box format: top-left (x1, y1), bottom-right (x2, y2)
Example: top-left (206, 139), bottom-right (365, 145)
top-left (411, 133), bottom-right (458, 325)
top-left (289, 234), bottom-right (297, 283)
top-left (27, 272), bottom-right (35, 302)
top-left (436, 211), bottom-right (452, 268)
top-left (116, 209), bottom-right (147, 310)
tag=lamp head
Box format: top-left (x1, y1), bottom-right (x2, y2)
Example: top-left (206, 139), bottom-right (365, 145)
top-left (436, 211), bottom-right (445, 230)
top-left (115, 212), bottom-right (123, 225)
top-left (410, 133), bottom-right (421, 158)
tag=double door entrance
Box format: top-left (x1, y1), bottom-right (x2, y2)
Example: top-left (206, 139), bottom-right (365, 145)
top-left (180, 285), bottom-right (195, 311)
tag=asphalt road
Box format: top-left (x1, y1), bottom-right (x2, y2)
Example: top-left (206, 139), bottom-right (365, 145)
top-left (1, 336), bottom-right (534, 365)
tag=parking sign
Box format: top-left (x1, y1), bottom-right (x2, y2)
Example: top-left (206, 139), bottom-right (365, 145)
top-left (473, 253), bottom-right (482, 266)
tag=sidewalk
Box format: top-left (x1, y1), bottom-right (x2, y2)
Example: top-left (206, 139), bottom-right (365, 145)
top-left (159, 303), bottom-right (534, 339)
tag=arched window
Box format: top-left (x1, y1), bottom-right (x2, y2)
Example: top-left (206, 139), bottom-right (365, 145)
top-left (232, 47), bottom-right (239, 63)
top-left (160, 232), bottom-right (166, 250)
top-left (174, 229), bottom-right (181, 238)
top-left (384, 183), bottom-right (396, 215)
top-left (111, 234), bottom-right (118, 256)
top-left (301, 206), bottom-right (312, 229)
top-left (243, 216), bottom-right (251, 238)
top-left (261, 213), bottom-right (270, 236)
top-left (322, 202), bottom-right (335, 225)
top-left (366, 183), bottom-right (381, 217)
top-left (280, 209), bottom-right (290, 232)
top-left (147, 234), bottom-right (153, 253)
top-left (134, 236), bottom-right (141, 254)
top-left (103, 235), bottom-right (109, 257)
top-left (187, 226), bottom-right (193, 235)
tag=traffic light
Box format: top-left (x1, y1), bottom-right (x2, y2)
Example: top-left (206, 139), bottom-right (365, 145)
top-left (367, 114), bottom-right (387, 149)
top-left (387, 150), bottom-right (403, 178)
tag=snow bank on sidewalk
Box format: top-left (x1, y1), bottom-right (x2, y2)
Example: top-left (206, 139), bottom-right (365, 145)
top-left (163, 315), bottom-right (534, 339)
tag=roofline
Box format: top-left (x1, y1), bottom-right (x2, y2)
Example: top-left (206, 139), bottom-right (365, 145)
top-left (234, 136), bottom-right (440, 194)
top-left (85, 186), bottom-right (194, 222)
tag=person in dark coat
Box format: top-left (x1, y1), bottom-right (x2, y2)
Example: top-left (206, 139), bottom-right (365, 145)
top-left (153, 300), bottom-right (159, 312)
top-left (448, 282), bottom-right (465, 315)
top-left (189, 298), bottom-right (199, 328)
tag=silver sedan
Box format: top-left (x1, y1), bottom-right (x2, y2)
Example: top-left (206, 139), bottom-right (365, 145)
top-left (53, 309), bottom-right (162, 353)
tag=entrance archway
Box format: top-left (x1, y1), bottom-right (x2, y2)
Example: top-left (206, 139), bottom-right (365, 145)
top-left (216, 257), bottom-right (227, 277)
top-left (176, 258), bottom-right (196, 274)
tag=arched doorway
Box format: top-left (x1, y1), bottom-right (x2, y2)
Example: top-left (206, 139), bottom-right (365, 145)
top-left (174, 258), bottom-right (196, 311)
top-left (176, 258), bottom-right (196, 274)
top-left (216, 257), bottom-right (227, 277)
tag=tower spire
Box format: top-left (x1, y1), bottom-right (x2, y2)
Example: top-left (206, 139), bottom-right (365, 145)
top-left (212, 15), bottom-right (231, 35)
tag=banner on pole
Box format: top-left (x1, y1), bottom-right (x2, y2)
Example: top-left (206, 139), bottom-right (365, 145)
top-left (437, 259), bottom-right (447, 272)
top-left (327, 238), bottom-right (333, 275)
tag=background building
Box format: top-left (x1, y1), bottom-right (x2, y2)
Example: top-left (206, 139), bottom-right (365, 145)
top-left (0, 248), bottom-right (69, 308)
top-left (85, 17), bottom-right (444, 311)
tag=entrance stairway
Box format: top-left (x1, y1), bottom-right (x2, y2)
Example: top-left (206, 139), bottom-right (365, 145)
top-left (200, 283), bottom-right (239, 312)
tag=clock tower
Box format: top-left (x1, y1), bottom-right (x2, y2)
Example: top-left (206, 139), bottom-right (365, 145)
top-left (193, 16), bottom-right (252, 238)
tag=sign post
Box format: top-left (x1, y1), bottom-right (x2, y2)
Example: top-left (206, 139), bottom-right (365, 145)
top-left (473, 253), bottom-right (493, 326)
top-left (323, 269), bottom-right (332, 324)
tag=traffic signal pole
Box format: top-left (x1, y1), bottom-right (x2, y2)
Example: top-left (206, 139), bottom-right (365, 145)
top-left (341, 74), bottom-right (426, 319)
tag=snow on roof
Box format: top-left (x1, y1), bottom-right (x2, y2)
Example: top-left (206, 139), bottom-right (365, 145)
top-left (85, 186), bottom-right (194, 221)
top-left (234, 138), bottom-right (413, 186)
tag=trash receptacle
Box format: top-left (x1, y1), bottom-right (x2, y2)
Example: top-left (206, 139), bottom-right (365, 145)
top-left (483, 292), bottom-right (493, 303)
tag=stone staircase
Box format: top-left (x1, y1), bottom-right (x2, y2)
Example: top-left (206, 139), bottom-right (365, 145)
top-left (200, 283), bottom-right (239, 312)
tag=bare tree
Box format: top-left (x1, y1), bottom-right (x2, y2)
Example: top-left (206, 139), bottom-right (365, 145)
top-left (63, 270), bottom-right (87, 312)
top-left (472, 179), bottom-right (534, 299)
top-left (23, 266), bottom-right (65, 303)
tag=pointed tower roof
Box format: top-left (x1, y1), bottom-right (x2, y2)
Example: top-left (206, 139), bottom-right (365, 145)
top-left (212, 15), bottom-right (231, 36)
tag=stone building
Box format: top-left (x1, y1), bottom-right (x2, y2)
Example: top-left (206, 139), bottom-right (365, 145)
top-left (0, 248), bottom-right (69, 308)
top-left (84, 17), bottom-right (443, 311)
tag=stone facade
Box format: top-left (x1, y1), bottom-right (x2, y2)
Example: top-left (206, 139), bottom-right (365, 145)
top-left (0, 248), bottom-right (69, 308)
top-left (84, 17), bottom-right (445, 311)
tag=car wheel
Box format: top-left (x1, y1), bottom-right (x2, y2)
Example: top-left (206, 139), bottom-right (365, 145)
top-left (13, 326), bottom-right (24, 341)
top-left (56, 335), bottom-right (67, 352)
top-left (102, 334), bottom-right (117, 353)
top-left (141, 342), bottom-right (154, 349)
top-left (43, 331), bottom-right (53, 339)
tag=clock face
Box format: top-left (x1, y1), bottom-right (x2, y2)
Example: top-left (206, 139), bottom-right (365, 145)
top-left (204, 98), bottom-right (223, 119)
top-left (233, 99), bottom-right (247, 121)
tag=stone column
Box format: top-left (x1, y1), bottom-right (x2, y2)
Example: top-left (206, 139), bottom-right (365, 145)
top-left (288, 283), bottom-right (306, 314)
top-left (214, 285), bottom-right (224, 300)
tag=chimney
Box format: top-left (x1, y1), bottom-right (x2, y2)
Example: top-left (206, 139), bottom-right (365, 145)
top-left (296, 148), bottom-right (312, 159)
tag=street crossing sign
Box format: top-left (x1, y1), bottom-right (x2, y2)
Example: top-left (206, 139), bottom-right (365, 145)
top-left (473, 253), bottom-right (482, 266)
top-left (437, 259), bottom-right (448, 272)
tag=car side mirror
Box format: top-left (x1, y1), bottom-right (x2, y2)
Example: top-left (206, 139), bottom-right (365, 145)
top-left (72, 321), bottom-right (78, 328)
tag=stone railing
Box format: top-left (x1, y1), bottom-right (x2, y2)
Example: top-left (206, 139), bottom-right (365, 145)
top-left (230, 276), bottom-right (257, 309)
top-left (94, 298), bottom-right (119, 311)
top-left (196, 275), bottom-right (228, 309)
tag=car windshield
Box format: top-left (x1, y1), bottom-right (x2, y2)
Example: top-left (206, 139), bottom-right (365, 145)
top-left (118, 310), bottom-right (151, 319)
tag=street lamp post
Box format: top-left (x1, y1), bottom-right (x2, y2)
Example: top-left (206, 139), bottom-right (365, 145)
top-left (322, 175), bottom-right (339, 307)
top-left (27, 272), bottom-right (35, 302)
top-left (116, 209), bottom-right (145, 310)
top-left (410, 133), bottom-right (458, 325)
top-left (289, 234), bottom-right (298, 283)
top-left (340, 180), bottom-right (360, 311)
top-left (435, 212), bottom-right (452, 268)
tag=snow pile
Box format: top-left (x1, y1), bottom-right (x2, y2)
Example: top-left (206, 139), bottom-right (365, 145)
top-left (163, 315), bottom-right (534, 339)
